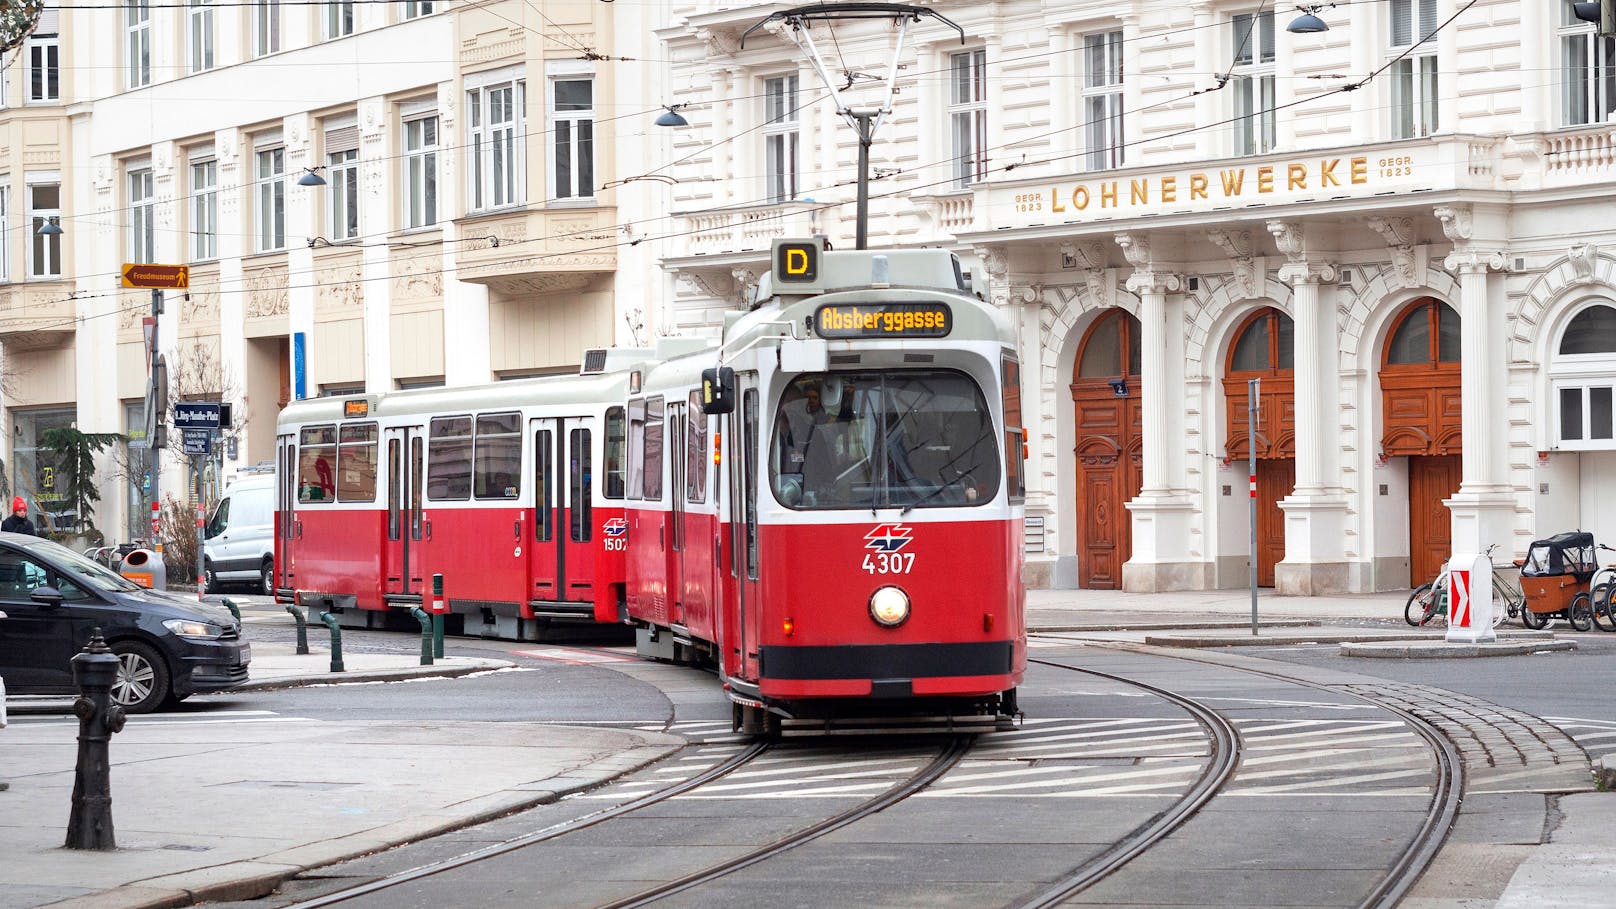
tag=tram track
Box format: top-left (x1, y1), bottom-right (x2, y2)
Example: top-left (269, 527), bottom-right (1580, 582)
top-left (1024, 640), bottom-right (1464, 909)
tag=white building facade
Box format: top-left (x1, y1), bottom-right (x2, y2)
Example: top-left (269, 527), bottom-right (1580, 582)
top-left (653, 0), bottom-right (1616, 593)
top-left (0, 0), bottom-right (679, 544)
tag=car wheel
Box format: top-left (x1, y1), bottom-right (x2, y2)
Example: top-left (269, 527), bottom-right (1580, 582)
top-left (260, 557), bottom-right (274, 596)
top-left (202, 560), bottom-right (219, 595)
top-left (109, 641), bottom-right (171, 714)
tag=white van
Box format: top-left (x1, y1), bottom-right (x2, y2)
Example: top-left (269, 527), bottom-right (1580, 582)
top-left (202, 472), bottom-right (276, 595)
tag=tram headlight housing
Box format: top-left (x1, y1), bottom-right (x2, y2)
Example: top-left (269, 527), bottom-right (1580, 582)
top-left (869, 586), bottom-right (910, 628)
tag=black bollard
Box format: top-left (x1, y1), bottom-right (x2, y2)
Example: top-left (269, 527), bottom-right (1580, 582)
top-left (285, 603), bottom-right (309, 655)
top-left (318, 611), bottom-right (345, 672)
top-left (409, 606), bottom-right (434, 666)
top-left (65, 629), bottom-right (127, 850)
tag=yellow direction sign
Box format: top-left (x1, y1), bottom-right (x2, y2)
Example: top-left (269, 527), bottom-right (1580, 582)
top-left (121, 263), bottom-right (189, 289)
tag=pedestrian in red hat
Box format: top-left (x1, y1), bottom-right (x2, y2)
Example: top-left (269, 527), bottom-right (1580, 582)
top-left (2, 496), bottom-right (38, 536)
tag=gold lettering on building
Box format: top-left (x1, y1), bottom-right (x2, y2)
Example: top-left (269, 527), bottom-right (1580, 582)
top-left (1257, 166), bottom-right (1274, 193)
top-left (1220, 170), bottom-right (1245, 195)
top-left (1190, 173), bottom-right (1209, 200)
top-left (1050, 188), bottom-right (1066, 213)
top-left (1100, 182), bottom-right (1119, 207)
top-left (1074, 186), bottom-right (1090, 209)
top-left (1320, 159), bottom-right (1340, 187)
top-left (1287, 164), bottom-right (1307, 190)
top-left (1350, 156), bottom-right (1368, 184)
top-left (1130, 179), bottom-right (1149, 205)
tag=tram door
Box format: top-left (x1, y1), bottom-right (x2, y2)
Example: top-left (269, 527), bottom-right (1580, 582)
top-left (667, 403), bottom-right (687, 625)
top-left (382, 426), bottom-right (425, 597)
top-left (274, 433), bottom-right (297, 593)
top-left (730, 379), bottom-right (763, 679)
top-left (527, 418), bottom-right (595, 605)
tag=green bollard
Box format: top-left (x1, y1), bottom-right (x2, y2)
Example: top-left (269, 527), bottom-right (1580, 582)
top-left (221, 598), bottom-right (241, 623)
top-left (433, 614), bottom-right (444, 659)
top-left (284, 604), bottom-right (309, 655)
top-left (317, 611), bottom-right (344, 672)
top-left (409, 606), bottom-right (434, 666)
top-left (431, 573), bottom-right (446, 659)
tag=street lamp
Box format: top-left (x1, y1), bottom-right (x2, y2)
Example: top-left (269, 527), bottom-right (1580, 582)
top-left (36, 218), bottom-right (62, 236)
top-left (654, 104), bottom-right (689, 128)
top-left (1286, 5), bottom-right (1330, 33)
top-left (296, 167), bottom-right (327, 187)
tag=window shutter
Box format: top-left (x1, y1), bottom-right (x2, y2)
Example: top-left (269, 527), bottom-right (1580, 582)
top-left (325, 125), bottom-right (359, 155)
top-left (37, 1), bottom-right (58, 37)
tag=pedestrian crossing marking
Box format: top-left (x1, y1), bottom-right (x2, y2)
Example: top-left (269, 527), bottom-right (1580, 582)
top-left (509, 647), bottom-right (638, 664)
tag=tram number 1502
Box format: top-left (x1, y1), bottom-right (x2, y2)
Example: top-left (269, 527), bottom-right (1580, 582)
top-left (863, 552), bottom-right (915, 575)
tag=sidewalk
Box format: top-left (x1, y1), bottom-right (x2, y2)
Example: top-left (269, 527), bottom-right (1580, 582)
top-left (1, 644), bottom-right (682, 909)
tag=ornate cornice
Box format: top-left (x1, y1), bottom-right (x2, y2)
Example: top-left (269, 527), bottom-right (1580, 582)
top-left (1364, 215), bottom-right (1422, 290)
top-left (1568, 243), bottom-right (1599, 285)
top-left (1443, 248), bottom-right (1509, 274)
top-left (1434, 204), bottom-right (1472, 243)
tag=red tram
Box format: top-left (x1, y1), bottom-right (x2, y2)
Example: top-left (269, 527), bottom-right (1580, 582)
top-left (275, 239), bottom-right (1026, 731)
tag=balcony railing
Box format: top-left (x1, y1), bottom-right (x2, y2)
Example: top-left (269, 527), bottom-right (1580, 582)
top-left (676, 201), bottom-right (819, 257)
top-left (1543, 126), bottom-right (1616, 175)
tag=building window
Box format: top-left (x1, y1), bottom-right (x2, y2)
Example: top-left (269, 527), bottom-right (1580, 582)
top-left (125, 0), bottom-right (151, 89)
top-left (1082, 30), bottom-right (1125, 171)
top-left (1231, 10), bottom-right (1276, 156)
top-left (1553, 302), bottom-right (1616, 448)
top-left (28, 181), bottom-right (61, 278)
top-left (328, 148), bottom-right (358, 240)
top-left (1561, 0), bottom-right (1616, 125)
top-left (403, 115), bottom-right (438, 228)
top-left (256, 146), bottom-right (285, 252)
top-left (763, 74), bottom-right (799, 203)
top-left (188, 0), bottom-right (214, 73)
top-left (468, 79), bottom-right (525, 211)
top-left (551, 77), bottom-right (592, 200)
top-left (325, 0), bottom-right (354, 39)
top-left (1389, 0), bottom-right (1438, 138)
top-left (25, 3), bottom-right (58, 103)
top-left (253, 0), bottom-right (280, 56)
top-left (128, 168), bottom-right (154, 263)
top-left (0, 184), bottom-right (9, 283)
top-left (191, 159), bottom-right (217, 260)
top-left (403, 0), bottom-right (433, 18)
top-left (948, 49), bottom-right (987, 188)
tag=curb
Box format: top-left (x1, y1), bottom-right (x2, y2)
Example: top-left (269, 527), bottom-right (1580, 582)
top-left (1340, 639), bottom-right (1578, 658)
top-left (39, 739), bottom-right (683, 909)
top-left (1030, 620), bottom-right (1319, 633)
top-left (232, 658), bottom-right (514, 692)
top-left (1140, 629), bottom-right (1559, 649)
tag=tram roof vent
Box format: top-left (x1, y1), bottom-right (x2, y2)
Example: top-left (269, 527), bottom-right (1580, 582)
top-left (581, 349), bottom-right (609, 374)
top-left (579, 347), bottom-right (656, 375)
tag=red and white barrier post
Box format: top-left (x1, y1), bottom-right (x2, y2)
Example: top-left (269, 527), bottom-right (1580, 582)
top-left (1444, 552), bottom-right (1496, 644)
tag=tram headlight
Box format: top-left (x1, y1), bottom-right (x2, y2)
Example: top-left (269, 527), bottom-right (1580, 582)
top-left (869, 586), bottom-right (910, 628)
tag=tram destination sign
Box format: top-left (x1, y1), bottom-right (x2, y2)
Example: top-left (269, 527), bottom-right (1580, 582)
top-left (814, 302), bottom-right (952, 339)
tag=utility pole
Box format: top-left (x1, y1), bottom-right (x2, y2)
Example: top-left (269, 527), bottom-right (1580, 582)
top-left (145, 289), bottom-right (166, 553)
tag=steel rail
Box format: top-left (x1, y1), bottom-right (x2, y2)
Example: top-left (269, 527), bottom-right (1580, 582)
top-left (596, 734), bottom-right (975, 909)
top-left (1025, 638), bottom-right (1465, 909)
top-left (1013, 658), bottom-right (1242, 909)
top-left (281, 738), bottom-right (773, 909)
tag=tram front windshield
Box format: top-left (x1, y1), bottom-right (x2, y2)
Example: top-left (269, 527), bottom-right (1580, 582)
top-left (770, 370), bottom-right (1000, 511)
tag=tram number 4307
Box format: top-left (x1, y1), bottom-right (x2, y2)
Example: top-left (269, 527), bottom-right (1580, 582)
top-left (863, 552), bottom-right (915, 574)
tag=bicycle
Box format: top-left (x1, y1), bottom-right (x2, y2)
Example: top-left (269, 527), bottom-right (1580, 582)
top-left (1589, 544), bottom-right (1616, 633)
top-left (1404, 544), bottom-right (1528, 628)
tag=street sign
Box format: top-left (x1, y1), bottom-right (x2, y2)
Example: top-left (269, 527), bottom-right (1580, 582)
top-left (121, 263), bottom-right (189, 289)
top-left (181, 428), bottom-right (212, 456)
top-left (174, 402), bottom-right (221, 429)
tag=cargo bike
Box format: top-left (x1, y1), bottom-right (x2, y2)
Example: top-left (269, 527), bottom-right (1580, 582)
top-left (1517, 532), bottom-right (1597, 631)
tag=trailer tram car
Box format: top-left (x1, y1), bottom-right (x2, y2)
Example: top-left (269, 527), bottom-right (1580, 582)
top-left (272, 345), bottom-right (708, 640)
top-left (625, 238), bottom-right (1027, 734)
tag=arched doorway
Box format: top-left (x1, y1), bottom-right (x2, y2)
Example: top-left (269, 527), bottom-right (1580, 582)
top-left (1380, 298), bottom-right (1462, 585)
top-left (1071, 310), bottom-right (1142, 589)
top-left (1223, 308), bottom-right (1296, 587)
top-left (1549, 300), bottom-right (1616, 546)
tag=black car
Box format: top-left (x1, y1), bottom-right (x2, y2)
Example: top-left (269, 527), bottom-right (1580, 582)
top-left (0, 532), bottom-right (250, 712)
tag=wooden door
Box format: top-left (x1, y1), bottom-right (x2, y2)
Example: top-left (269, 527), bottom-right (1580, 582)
top-left (1409, 454), bottom-right (1461, 585)
top-left (1071, 310), bottom-right (1143, 590)
top-left (1255, 458), bottom-right (1294, 587)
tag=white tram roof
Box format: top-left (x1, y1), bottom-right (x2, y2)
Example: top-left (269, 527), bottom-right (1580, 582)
top-left (277, 370), bottom-right (631, 428)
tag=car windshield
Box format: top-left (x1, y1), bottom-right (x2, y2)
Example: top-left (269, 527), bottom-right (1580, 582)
top-left (770, 369), bottom-right (1000, 511)
top-left (24, 539), bottom-right (143, 592)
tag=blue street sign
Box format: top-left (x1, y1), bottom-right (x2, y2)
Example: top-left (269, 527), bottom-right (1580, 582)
top-left (181, 428), bottom-right (212, 456)
top-left (174, 402), bottom-right (221, 429)
top-left (293, 332), bottom-right (307, 401)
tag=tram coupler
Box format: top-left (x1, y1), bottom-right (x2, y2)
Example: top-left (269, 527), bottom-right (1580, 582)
top-left (409, 606), bottom-right (434, 666)
top-left (221, 598), bottom-right (241, 623)
top-left (317, 611), bottom-right (345, 672)
top-left (66, 629), bottom-right (127, 851)
top-left (285, 603), bottom-right (309, 654)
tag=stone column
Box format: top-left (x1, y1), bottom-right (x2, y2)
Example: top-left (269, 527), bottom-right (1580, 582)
top-left (1116, 232), bottom-right (1201, 591)
top-left (1443, 247), bottom-right (1516, 553)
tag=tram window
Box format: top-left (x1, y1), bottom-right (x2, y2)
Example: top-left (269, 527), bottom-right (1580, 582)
top-left (1003, 355), bottom-right (1025, 504)
top-left (571, 428), bottom-right (591, 542)
top-left (473, 411), bottom-right (521, 499)
top-left (687, 391), bottom-right (708, 504)
top-left (387, 438), bottom-right (401, 540)
top-left (643, 396), bottom-right (665, 501)
top-left (337, 423), bottom-right (378, 502)
top-left (410, 437), bottom-right (424, 540)
top-left (534, 429), bottom-right (552, 542)
top-left (744, 389), bottom-right (759, 579)
top-left (427, 416), bottom-right (472, 500)
top-left (625, 400), bottom-right (645, 501)
top-left (604, 406), bottom-right (626, 499)
top-left (297, 425), bottom-right (337, 503)
top-left (769, 371), bottom-right (1000, 511)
